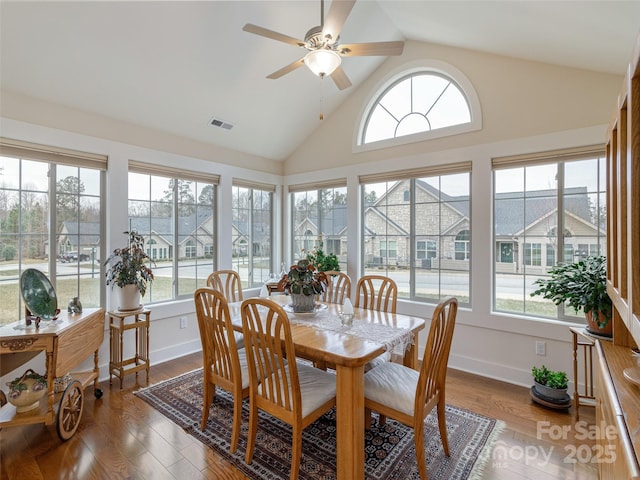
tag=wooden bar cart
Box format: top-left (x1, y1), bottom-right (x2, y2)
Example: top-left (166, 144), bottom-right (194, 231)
top-left (0, 308), bottom-right (105, 440)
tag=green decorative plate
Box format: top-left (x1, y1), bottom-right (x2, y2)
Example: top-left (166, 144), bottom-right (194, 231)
top-left (20, 269), bottom-right (58, 319)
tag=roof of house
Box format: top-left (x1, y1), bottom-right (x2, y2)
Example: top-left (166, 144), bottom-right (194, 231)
top-left (59, 221), bottom-right (101, 247)
top-left (495, 187), bottom-right (593, 236)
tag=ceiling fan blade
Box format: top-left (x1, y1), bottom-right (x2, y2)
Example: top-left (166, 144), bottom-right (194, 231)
top-left (266, 58), bottom-right (306, 79)
top-left (243, 23), bottom-right (305, 48)
top-left (322, 0), bottom-right (357, 42)
top-left (338, 41), bottom-right (405, 57)
top-left (330, 65), bottom-right (352, 90)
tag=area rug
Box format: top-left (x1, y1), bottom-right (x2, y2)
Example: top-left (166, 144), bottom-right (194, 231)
top-left (135, 369), bottom-right (504, 480)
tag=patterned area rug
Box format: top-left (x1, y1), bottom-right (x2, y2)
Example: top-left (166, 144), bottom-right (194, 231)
top-left (135, 369), bottom-right (504, 480)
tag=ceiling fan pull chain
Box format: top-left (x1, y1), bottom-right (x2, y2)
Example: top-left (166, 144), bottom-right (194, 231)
top-left (319, 74), bottom-right (325, 121)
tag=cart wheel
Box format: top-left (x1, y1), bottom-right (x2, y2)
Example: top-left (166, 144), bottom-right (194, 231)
top-left (94, 388), bottom-right (103, 399)
top-left (56, 379), bottom-right (84, 441)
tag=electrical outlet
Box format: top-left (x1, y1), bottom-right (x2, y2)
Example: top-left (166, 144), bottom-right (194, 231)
top-left (535, 341), bottom-right (546, 356)
top-left (180, 317), bottom-right (187, 329)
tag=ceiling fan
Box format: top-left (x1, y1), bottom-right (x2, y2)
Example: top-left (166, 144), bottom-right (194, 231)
top-left (242, 0), bottom-right (404, 90)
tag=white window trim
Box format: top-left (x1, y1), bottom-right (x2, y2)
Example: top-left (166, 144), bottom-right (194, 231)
top-left (353, 60), bottom-right (482, 153)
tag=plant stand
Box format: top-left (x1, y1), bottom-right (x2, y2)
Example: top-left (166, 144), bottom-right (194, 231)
top-left (109, 308), bottom-right (150, 389)
top-left (530, 386), bottom-right (572, 411)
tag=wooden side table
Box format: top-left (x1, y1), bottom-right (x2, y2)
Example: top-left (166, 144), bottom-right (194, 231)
top-left (108, 308), bottom-right (150, 389)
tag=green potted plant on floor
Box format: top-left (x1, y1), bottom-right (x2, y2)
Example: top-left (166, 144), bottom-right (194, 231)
top-left (531, 365), bottom-right (568, 401)
top-left (530, 255), bottom-right (612, 337)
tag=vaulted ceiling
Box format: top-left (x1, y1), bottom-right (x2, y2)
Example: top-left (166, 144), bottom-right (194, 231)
top-left (2, 1), bottom-right (639, 161)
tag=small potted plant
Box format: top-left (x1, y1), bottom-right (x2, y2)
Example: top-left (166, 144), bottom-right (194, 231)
top-left (277, 258), bottom-right (328, 312)
top-left (104, 230), bottom-right (155, 311)
top-left (530, 255), bottom-right (612, 337)
top-left (531, 365), bottom-right (568, 401)
top-left (305, 241), bottom-right (340, 273)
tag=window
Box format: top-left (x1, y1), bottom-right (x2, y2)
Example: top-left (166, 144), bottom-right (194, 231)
top-left (232, 181), bottom-right (274, 288)
top-left (358, 65), bottom-right (481, 150)
top-left (416, 240), bottom-right (437, 260)
top-left (380, 240), bottom-right (397, 259)
top-left (290, 181), bottom-right (347, 271)
top-left (0, 139), bottom-right (106, 326)
top-left (493, 148), bottom-right (607, 320)
top-left (128, 161), bottom-right (218, 303)
top-left (185, 240), bottom-right (196, 258)
top-left (545, 244), bottom-right (555, 266)
top-left (361, 163), bottom-right (471, 305)
top-left (325, 238), bottom-right (341, 256)
top-left (454, 230), bottom-right (470, 260)
top-left (524, 243), bottom-right (542, 266)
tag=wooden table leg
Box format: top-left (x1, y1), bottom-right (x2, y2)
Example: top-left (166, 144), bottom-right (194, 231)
top-left (335, 364), bottom-right (365, 480)
top-left (403, 338), bottom-right (419, 369)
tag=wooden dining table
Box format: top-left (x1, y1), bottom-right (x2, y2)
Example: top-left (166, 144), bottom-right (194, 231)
top-left (228, 295), bottom-right (425, 480)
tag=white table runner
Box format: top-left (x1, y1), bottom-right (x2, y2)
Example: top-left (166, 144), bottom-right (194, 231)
top-left (286, 306), bottom-right (414, 355)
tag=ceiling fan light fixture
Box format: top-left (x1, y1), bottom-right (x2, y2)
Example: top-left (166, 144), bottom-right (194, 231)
top-left (304, 49), bottom-right (341, 77)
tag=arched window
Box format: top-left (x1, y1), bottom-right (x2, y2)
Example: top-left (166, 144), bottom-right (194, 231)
top-left (454, 230), bottom-right (470, 261)
top-left (357, 63), bottom-right (481, 150)
top-left (185, 240), bottom-right (196, 258)
top-left (147, 238), bottom-right (157, 260)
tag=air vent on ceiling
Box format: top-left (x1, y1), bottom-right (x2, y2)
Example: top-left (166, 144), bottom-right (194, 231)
top-left (209, 117), bottom-right (234, 130)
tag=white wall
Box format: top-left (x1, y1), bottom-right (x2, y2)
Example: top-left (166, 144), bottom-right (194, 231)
top-left (0, 39), bottom-right (623, 392)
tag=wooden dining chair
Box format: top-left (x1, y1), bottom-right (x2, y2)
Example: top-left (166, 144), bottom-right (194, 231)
top-left (241, 298), bottom-right (337, 480)
top-left (207, 270), bottom-right (245, 348)
top-left (364, 297), bottom-right (459, 480)
top-left (194, 287), bottom-right (250, 454)
top-left (321, 270), bottom-right (351, 305)
top-left (353, 274), bottom-right (398, 369)
top-left (207, 269), bottom-right (244, 303)
top-left (354, 274), bottom-right (397, 314)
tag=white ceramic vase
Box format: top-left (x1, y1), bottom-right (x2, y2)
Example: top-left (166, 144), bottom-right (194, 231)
top-left (118, 284), bottom-right (141, 311)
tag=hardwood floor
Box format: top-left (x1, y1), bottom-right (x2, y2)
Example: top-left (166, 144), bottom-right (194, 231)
top-left (1, 352), bottom-right (597, 479)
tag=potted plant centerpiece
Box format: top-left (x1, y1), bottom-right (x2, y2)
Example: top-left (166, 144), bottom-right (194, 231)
top-left (278, 258), bottom-right (328, 313)
top-left (530, 255), bottom-right (612, 337)
top-left (531, 365), bottom-right (569, 402)
top-left (105, 230), bottom-right (155, 311)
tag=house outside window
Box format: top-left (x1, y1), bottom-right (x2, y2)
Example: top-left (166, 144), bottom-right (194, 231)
top-left (361, 165), bottom-right (471, 305)
top-left (0, 141), bottom-right (106, 326)
top-left (232, 182), bottom-right (274, 288)
top-left (128, 162), bottom-right (218, 302)
top-left (290, 183), bottom-right (347, 271)
top-left (493, 149), bottom-right (606, 320)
